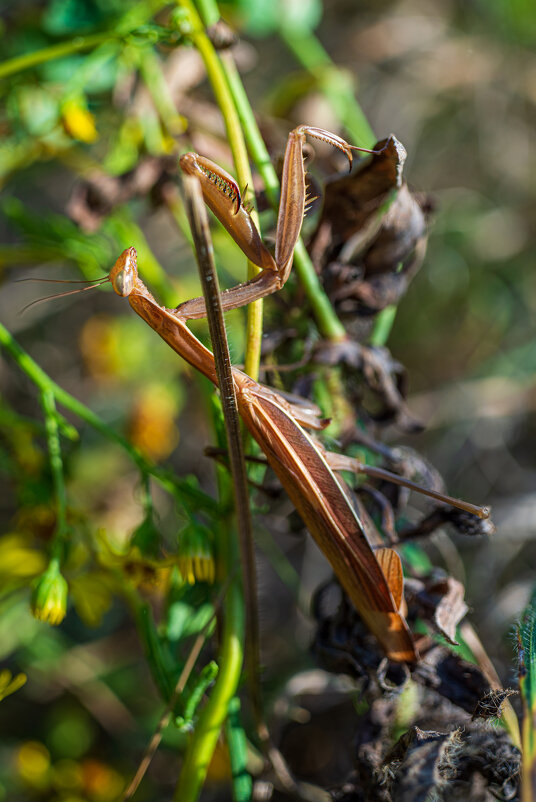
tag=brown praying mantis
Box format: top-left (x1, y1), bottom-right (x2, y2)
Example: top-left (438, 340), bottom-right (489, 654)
top-left (34, 126), bottom-right (489, 661)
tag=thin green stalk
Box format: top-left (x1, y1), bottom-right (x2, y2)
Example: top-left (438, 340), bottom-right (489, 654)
top-left (217, 43), bottom-right (346, 341)
top-left (280, 26), bottom-right (402, 346)
top-left (39, 390), bottom-right (68, 544)
top-left (226, 697), bottom-right (253, 802)
top-left (183, 174), bottom-right (260, 729)
top-left (174, 521), bottom-right (244, 802)
top-left (137, 47), bottom-right (186, 136)
top-left (292, 241), bottom-right (346, 340)
top-left (195, 0), bottom-right (219, 25)
top-left (0, 0), bottom-right (169, 80)
top-left (369, 304), bottom-right (398, 347)
top-left (0, 322), bottom-right (214, 512)
top-left (176, 0), bottom-right (263, 380)
top-left (279, 28), bottom-right (376, 148)
top-left (123, 586), bottom-right (227, 802)
top-left (0, 32), bottom-right (117, 80)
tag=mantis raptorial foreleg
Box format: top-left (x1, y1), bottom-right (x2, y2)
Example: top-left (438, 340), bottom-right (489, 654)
top-left (176, 125), bottom-right (370, 321)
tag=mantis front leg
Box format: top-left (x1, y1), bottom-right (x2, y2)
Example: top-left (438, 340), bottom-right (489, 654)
top-left (176, 125), bottom-right (359, 321)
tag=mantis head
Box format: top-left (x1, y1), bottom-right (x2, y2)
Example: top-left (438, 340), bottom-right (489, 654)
top-left (109, 247), bottom-right (138, 297)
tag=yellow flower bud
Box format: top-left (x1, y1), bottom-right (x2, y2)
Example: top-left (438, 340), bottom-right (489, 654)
top-left (178, 523), bottom-right (215, 586)
top-left (31, 561), bottom-right (68, 626)
top-left (61, 98), bottom-right (98, 143)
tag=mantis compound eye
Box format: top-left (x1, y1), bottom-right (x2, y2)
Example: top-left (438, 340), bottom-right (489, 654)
top-left (110, 247), bottom-right (137, 297)
top-left (113, 269), bottom-right (133, 297)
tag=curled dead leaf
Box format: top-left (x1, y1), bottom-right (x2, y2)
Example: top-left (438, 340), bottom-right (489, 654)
top-left (310, 136), bottom-right (431, 318)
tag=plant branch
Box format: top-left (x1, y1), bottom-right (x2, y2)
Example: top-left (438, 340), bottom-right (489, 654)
top-left (0, 33), bottom-right (118, 80)
top-left (0, 0), bottom-right (168, 80)
top-left (174, 523), bottom-right (244, 802)
top-left (39, 389), bottom-right (68, 550)
top-left (183, 173), bottom-right (260, 720)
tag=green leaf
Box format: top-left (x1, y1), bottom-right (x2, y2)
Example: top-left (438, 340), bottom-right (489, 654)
top-left (12, 86), bottom-right (59, 137)
top-left (166, 598), bottom-right (215, 643)
top-left (42, 0), bottom-right (104, 35)
top-left (230, 0), bottom-right (322, 36)
top-left (278, 0), bottom-right (323, 35)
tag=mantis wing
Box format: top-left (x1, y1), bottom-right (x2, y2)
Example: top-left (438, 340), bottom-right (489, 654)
top-left (237, 380), bottom-right (417, 663)
top-left (125, 289), bottom-right (417, 661)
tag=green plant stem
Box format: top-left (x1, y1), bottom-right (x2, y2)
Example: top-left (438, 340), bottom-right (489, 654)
top-left (39, 390), bottom-right (68, 560)
top-left (174, 520), bottom-right (244, 802)
top-left (0, 0), bottom-right (168, 80)
top-left (218, 45), bottom-right (346, 341)
top-left (0, 33), bottom-right (117, 80)
top-left (0, 322), bottom-right (213, 512)
top-left (280, 26), bottom-right (403, 346)
top-left (279, 28), bottom-right (376, 148)
top-left (369, 304), bottom-right (398, 347)
top-left (217, 54), bottom-right (279, 205)
top-left (226, 697), bottom-right (253, 802)
top-left (195, 0), bottom-right (219, 25)
top-left (177, 0), bottom-right (263, 380)
top-left (138, 46), bottom-right (185, 136)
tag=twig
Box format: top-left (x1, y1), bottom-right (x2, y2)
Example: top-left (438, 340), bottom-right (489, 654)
top-left (183, 173), bottom-right (261, 718)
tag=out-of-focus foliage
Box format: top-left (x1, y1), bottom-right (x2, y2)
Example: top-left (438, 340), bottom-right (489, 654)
top-left (518, 589), bottom-right (536, 794)
top-left (0, 0), bottom-right (534, 800)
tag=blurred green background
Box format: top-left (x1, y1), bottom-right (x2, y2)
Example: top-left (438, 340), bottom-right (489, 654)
top-left (0, 0), bottom-right (534, 799)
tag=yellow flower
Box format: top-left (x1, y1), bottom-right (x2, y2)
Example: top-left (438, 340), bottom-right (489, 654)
top-left (0, 669), bottom-right (26, 702)
top-left (94, 530), bottom-right (173, 594)
top-left (79, 315), bottom-right (122, 383)
top-left (61, 98), bottom-right (98, 143)
top-left (81, 758), bottom-right (124, 800)
top-left (69, 572), bottom-right (113, 628)
top-left (127, 384), bottom-right (179, 462)
top-left (17, 741), bottom-right (51, 789)
top-left (0, 532), bottom-right (46, 579)
top-left (178, 522), bottom-right (215, 585)
top-left (31, 560), bottom-right (68, 625)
